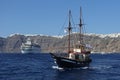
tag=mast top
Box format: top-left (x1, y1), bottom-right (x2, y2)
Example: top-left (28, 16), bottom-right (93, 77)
top-left (80, 7), bottom-right (83, 28)
top-left (68, 10), bottom-right (72, 31)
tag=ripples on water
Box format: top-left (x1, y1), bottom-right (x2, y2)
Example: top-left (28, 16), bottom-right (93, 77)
top-left (0, 53), bottom-right (120, 80)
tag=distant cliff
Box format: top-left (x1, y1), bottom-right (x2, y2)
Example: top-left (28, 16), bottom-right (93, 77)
top-left (0, 33), bottom-right (120, 53)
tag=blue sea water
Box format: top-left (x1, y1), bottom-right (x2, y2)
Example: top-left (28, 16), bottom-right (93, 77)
top-left (0, 53), bottom-right (120, 80)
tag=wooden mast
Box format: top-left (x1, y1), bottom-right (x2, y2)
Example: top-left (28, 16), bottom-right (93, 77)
top-left (78, 7), bottom-right (85, 52)
top-left (79, 7), bottom-right (83, 47)
top-left (68, 10), bottom-right (72, 53)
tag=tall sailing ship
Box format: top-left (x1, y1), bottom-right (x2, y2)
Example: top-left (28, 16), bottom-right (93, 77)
top-left (21, 38), bottom-right (41, 54)
top-left (50, 7), bottom-right (92, 68)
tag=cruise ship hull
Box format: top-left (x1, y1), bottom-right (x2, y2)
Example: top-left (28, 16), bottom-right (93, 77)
top-left (21, 47), bottom-right (40, 54)
top-left (21, 50), bottom-right (40, 54)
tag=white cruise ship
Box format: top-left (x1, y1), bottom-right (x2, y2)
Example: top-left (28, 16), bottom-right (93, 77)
top-left (21, 38), bottom-right (41, 54)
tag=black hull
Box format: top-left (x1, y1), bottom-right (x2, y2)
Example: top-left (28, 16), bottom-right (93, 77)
top-left (50, 53), bottom-right (92, 68)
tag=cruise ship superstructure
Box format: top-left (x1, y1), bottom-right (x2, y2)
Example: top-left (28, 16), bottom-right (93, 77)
top-left (21, 38), bottom-right (41, 54)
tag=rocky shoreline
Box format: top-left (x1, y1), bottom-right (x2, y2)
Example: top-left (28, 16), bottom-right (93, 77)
top-left (0, 33), bottom-right (120, 53)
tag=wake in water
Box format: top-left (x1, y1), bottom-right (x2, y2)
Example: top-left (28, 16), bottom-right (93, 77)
top-left (52, 65), bottom-right (112, 71)
top-left (52, 65), bottom-right (90, 70)
top-left (89, 65), bottom-right (112, 71)
top-left (52, 66), bottom-right (64, 70)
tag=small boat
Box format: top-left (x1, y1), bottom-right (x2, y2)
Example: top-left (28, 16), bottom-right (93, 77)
top-left (21, 38), bottom-right (41, 54)
top-left (50, 7), bottom-right (92, 68)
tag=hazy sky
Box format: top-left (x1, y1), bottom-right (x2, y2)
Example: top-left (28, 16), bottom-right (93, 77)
top-left (0, 0), bottom-right (120, 37)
